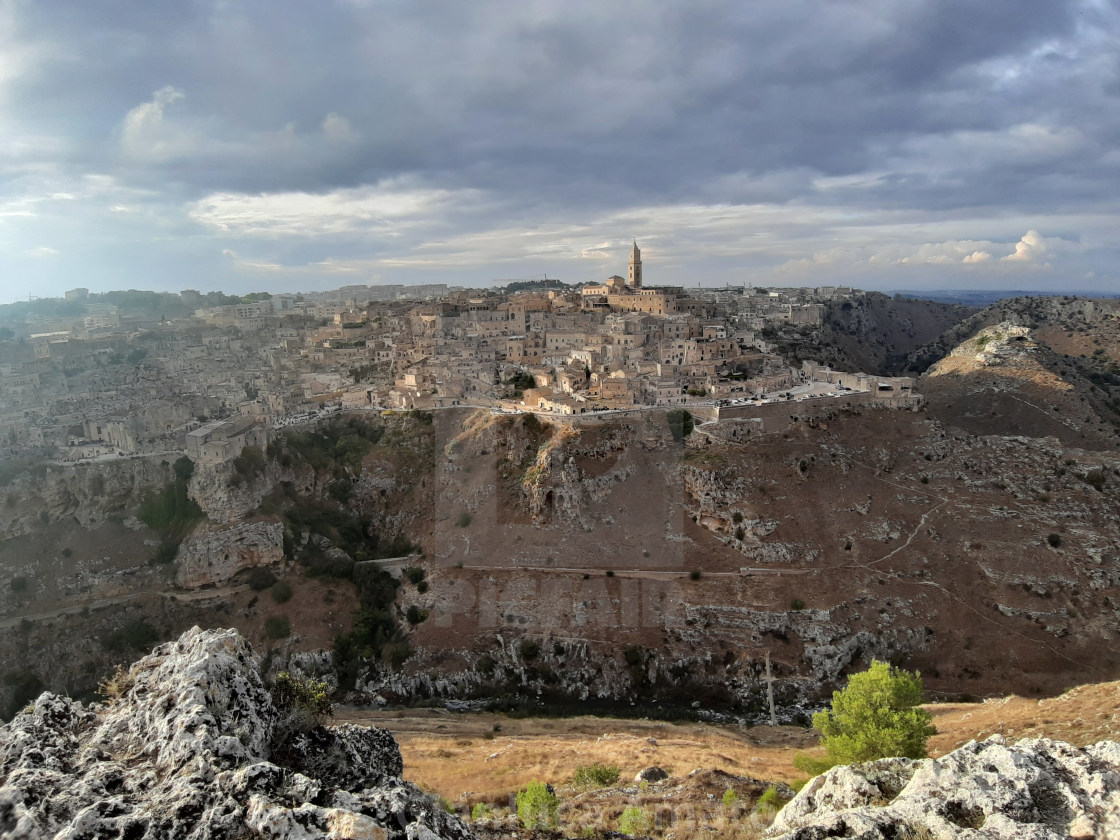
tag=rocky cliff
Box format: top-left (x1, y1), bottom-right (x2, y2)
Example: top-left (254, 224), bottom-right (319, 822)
top-left (0, 626), bottom-right (472, 840)
top-left (770, 736), bottom-right (1120, 839)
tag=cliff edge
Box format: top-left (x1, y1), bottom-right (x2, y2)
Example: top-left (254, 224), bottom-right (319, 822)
top-left (0, 626), bottom-right (473, 840)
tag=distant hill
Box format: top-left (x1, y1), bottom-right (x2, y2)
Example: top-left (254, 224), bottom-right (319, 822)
top-left (894, 289), bottom-right (1120, 307)
top-left (909, 296), bottom-right (1120, 449)
top-left (801, 292), bottom-right (976, 375)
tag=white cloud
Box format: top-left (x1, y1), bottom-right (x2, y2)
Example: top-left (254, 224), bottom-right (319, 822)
top-left (25, 246), bottom-right (57, 257)
top-left (189, 181), bottom-right (473, 236)
top-left (1001, 229), bottom-right (1048, 263)
top-left (120, 86), bottom-right (187, 158)
top-left (963, 250), bottom-right (992, 263)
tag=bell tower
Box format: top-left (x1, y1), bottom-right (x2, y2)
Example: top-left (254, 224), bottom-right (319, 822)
top-left (627, 241), bottom-right (642, 288)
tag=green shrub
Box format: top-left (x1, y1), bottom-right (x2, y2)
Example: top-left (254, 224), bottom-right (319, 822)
top-left (270, 580), bottom-right (293, 603)
top-left (622, 646), bottom-right (643, 667)
top-left (269, 671), bottom-right (332, 745)
top-left (811, 659), bottom-right (935, 767)
top-left (406, 604), bottom-right (428, 625)
top-left (382, 641), bottom-right (412, 668)
top-left (456, 512), bottom-right (472, 527)
top-left (722, 788), bottom-right (739, 808)
top-left (516, 781), bottom-right (558, 829)
top-left (248, 567), bottom-right (279, 591)
top-left (417, 580), bottom-right (429, 594)
top-left (405, 566), bottom-right (426, 585)
top-left (518, 640), bottom-right (540, 661)
top-left (265, 615), bottom-right (291, 639)
top-left (618, 806), bottom-right (650, 835)
top-left (232, 445), bottom-right (267, 481)
top-left (689, 569), bottom-right (702, 580)
top-left (1047, 533), bottom-right (1062, 548)
top-left (139, 461), bottom-right (205, 543)
top-left (572, 763), bottom-right (621, 788)
top-left (476, 653), bottom-right (497, 675)
top-left (327, 479), bottom-right (353, 504)
top-left (732, 511), bottom-right (744, 524)
top-left (756, 785), bottom-right (783, 812)
top-left (791, 598), bottom-right (806, 611)
top-left (150, 541), bottom-right (179, 565)
top-left (270, 671), bottom-right (332, 719)
top-left (9, 576), bottom-right (29, 594)
top-left (470, 803), bottom-right (492, 820)
top-left (666, 409), bottom-right (694, 442)
top-left (522, 412), bottom-right (544, 435)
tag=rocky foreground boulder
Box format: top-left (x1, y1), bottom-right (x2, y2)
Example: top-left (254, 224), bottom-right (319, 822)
top-left (0, 626), bottom-right (473, 840)
top-left (769, 736), bottom-right (1120, 839)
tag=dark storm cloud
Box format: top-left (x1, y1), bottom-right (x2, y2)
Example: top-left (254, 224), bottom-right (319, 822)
top-left (1, 0), bottom-right (1118, 299)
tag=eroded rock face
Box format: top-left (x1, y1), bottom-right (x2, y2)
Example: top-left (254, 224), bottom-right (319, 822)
top-left (175, 520), bottom-right (286, 588)
top-left (769, 736), bottom-right (1120, 840)
top-left (0, 626), bottom-right (474, 840)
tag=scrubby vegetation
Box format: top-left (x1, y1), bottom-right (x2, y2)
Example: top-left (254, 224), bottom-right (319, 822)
top-left (265, 615), bottom-right (291, 639)
top-left (138, 456), bottom-right (206, 554)
top-left (572, 762), bottom-right (621, 788)
top-left (667, 409), bottom-right (694, 442)
top-left (229, 444), bottom-right (267, 486)
top-left (248, 567), bottom-right (279, 591)
top-left (516, 781), bottom-right (559, 829)
top-left (268, 417), bottom-right (387, 475)
top-left (254, 415), bottom-right (434, 689)
top-left (269, 671), bottom-right (333, 747)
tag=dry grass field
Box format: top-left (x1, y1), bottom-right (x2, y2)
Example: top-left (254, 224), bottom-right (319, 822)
top-left (335, 708), bottom-right (817, 806)
top-left (336, 679), bottom-right (1120, 839)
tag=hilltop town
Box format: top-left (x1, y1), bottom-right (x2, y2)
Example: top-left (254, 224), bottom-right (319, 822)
top-left (0, 244), bottom-right (915, 467)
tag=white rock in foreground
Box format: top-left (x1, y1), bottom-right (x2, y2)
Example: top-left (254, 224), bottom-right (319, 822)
top-left (769, 736), bottom-right (1120, 839)
top-left (0, 626), bottom-right (473, 840)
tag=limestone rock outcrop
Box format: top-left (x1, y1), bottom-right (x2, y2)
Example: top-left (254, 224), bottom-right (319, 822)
top-left (175, 521), bottom-right (286, 588)
top-left (0, 626), bottom-right (473, 840)
top-left (769, 735), bottom-right (1120, 839)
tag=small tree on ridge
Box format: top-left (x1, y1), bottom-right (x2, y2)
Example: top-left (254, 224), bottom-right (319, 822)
top-left (811, 659), bottom-right (936, 767)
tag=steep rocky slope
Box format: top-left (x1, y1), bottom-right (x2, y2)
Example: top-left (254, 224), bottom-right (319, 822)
top-left (914, 302), bottom-right (1120, 449)
top-left (0, 626), bottom-right (471, 840)
top-left (905, 295), bottom-right (1119, 374)
top-left (378, 404), bottom-right (1120, 712)
top-left (818, 292), bottom-right (976, 374)
top-left (767, 292), bottom-right (974, 375)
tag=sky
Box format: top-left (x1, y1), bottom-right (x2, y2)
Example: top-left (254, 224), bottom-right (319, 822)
top-left (1, 0), bottom-right (1119, 303)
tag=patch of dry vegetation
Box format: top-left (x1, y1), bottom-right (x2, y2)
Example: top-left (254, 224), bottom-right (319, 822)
top-left (336, 708), bottom-right (815, 806)
top-left (927, 680), bottom-right (1120, 755)
top-left (340, 678), bottom-right (1120, 840)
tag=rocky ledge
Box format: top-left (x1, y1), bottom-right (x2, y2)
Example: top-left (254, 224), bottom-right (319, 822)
top-left (770, 736), bottom-right (1120, 840)
top-left (0, 626), bottom-right (473, 840)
